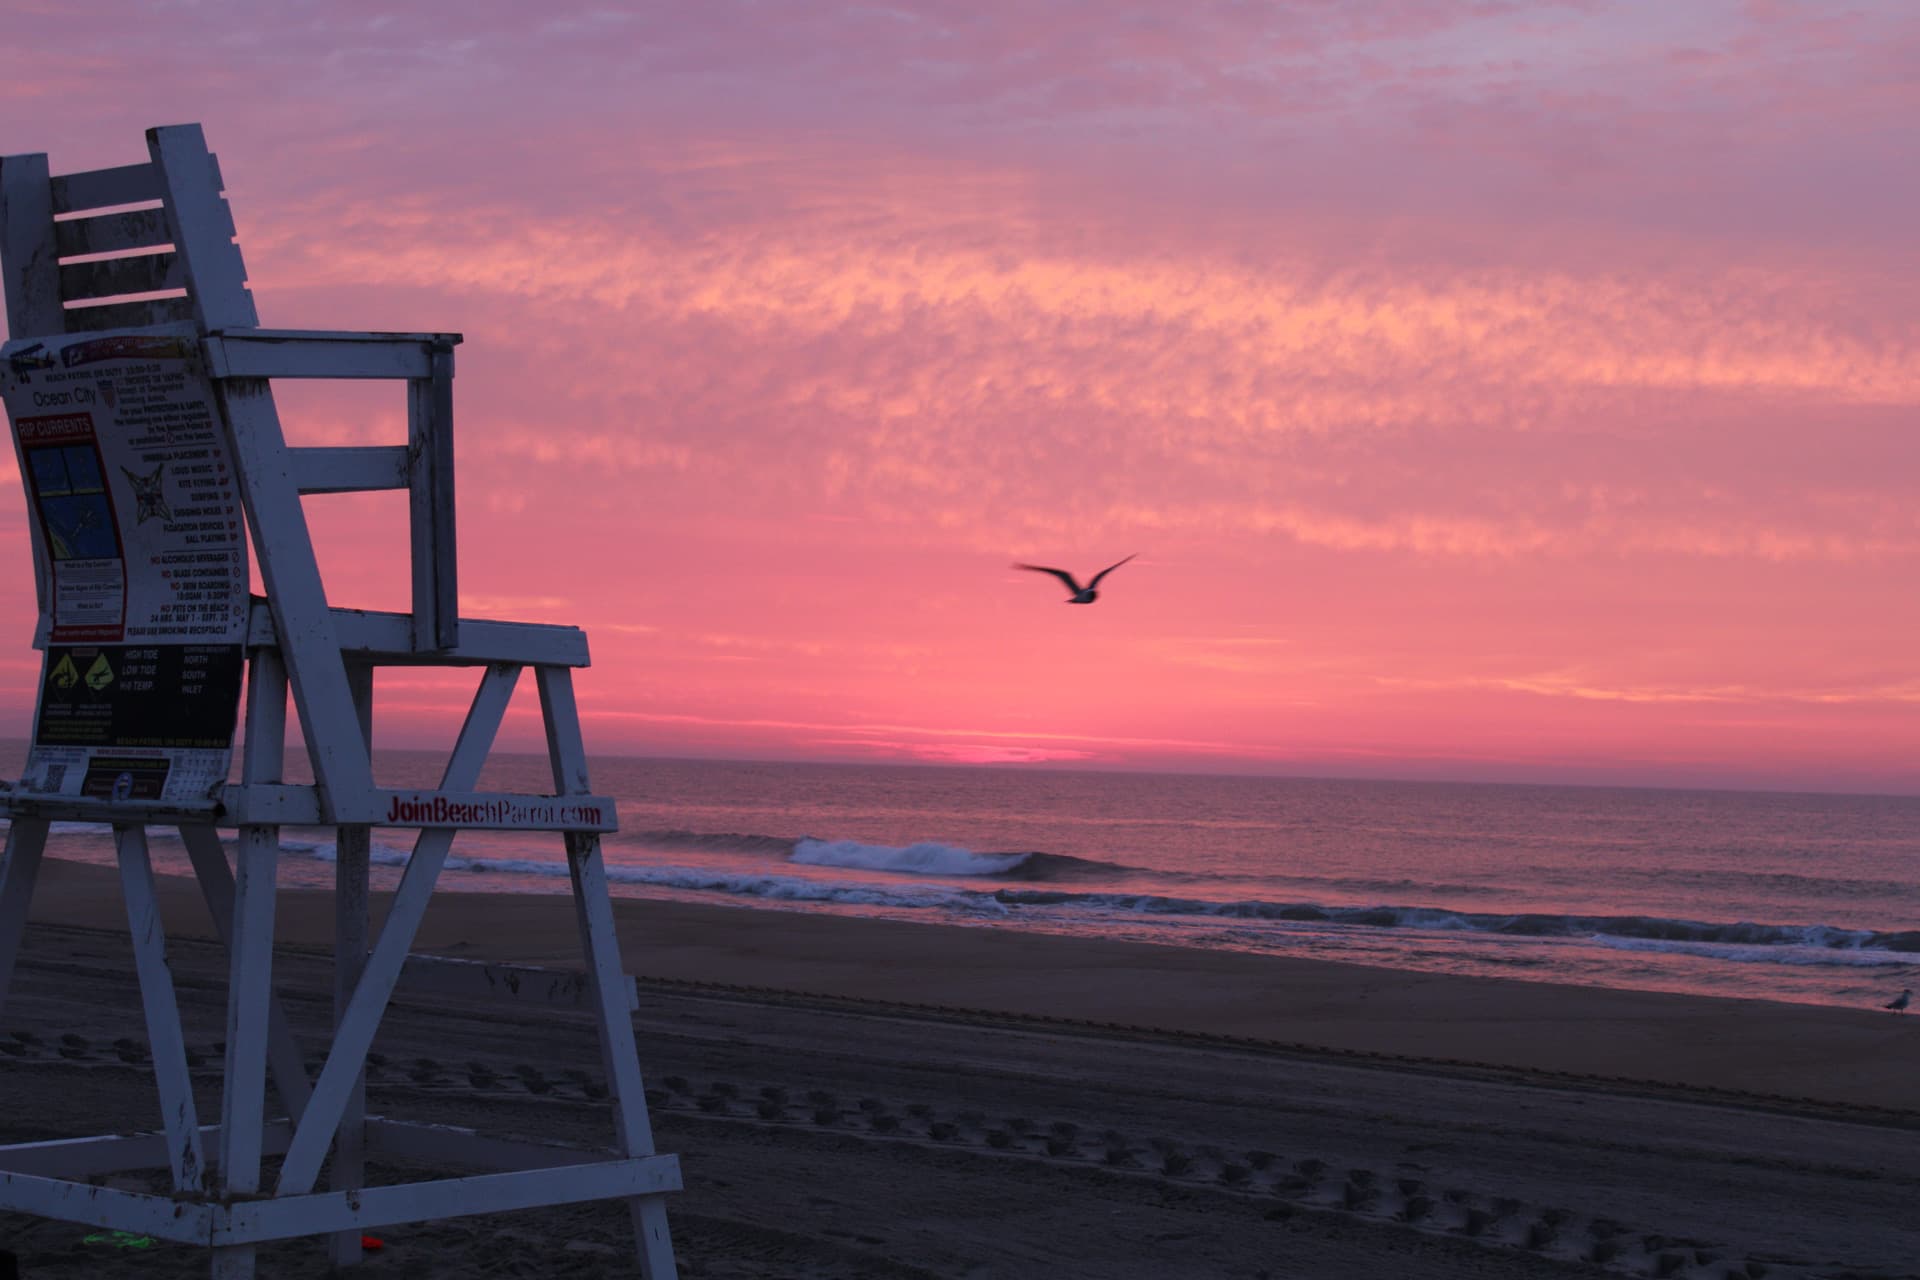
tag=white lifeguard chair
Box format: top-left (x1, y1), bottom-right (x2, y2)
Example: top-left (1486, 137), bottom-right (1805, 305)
top-left (0, 125), bottom-right (679, 1278)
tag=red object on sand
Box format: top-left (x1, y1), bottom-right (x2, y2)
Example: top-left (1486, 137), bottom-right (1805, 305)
top-left (361, 1235), bottom-right (385, 1251)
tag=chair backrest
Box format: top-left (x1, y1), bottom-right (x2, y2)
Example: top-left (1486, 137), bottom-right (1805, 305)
top-left (1, 124), bottom-right (256, 341)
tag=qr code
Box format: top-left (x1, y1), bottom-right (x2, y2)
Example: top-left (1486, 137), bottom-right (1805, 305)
top-left (38, 763), bottom-right (66, 793)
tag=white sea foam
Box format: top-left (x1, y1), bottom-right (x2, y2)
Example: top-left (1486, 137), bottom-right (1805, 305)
top-left (588, 863), bottom-right (1005, 912)
top-left (791, 837), bottom-right (1031, 877)
top-left (26, 815), bottom-right (1910, 985)
top-left (1592, 934), bottom-right (1912, 967)
top-left (266, 836), bottom-right (1920, 965)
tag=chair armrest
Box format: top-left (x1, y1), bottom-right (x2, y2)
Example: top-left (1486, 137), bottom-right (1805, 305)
top-left (203, 328), bottom-right (462, 379)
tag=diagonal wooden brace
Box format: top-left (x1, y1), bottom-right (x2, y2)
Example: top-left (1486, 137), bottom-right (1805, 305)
top-left (114, 825), bottom-right (207, 1195)
top-left (178, 825), bottom-right (313, 1122)
top-left (275, 664), bottom-right (519, 1196)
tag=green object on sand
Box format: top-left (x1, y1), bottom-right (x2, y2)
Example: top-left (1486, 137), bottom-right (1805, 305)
top-left (82, 1230), bottom-right (157, 1249)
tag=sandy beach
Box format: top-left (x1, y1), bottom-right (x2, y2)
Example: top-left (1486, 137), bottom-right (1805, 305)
top-left (4, 857), bottom-right (1919, 1278)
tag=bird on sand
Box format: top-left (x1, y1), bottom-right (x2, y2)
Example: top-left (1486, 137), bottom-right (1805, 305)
top-left (1014, 554), bottom-right (1136, 604)
top-left (1886, 988), bottom-right (1912, 1014)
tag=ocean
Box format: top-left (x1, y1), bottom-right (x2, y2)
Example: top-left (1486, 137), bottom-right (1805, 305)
top-left (5, 750), bottom-right (1918, 1011)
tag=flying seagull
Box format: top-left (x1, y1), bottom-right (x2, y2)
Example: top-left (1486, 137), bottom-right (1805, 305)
top-left (1886, 988), bottom-right (1912, 1014)
top-left (1014, 554), bottom-right (1136, 604)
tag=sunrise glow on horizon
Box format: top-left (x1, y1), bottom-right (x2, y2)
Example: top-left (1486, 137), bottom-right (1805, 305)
top-left (2, 3), bottom-right (1917, 794)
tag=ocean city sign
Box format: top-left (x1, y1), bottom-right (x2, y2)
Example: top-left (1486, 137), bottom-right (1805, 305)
top-left (1, 329), bottom-right (247, 807)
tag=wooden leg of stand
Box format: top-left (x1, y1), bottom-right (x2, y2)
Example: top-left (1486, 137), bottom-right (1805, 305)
top-left (213, 823), bottom-right (279, 1280)
top-left (329, 660), bottom-right (374, 1268)
top-left (539, 664), bottom-right (676, 1278)
top-left (569, 832), bottom-right (678, 1280)
top-left (0, 818), bottom-right (48, 1021)
top-left (328, 823), bottom-right (370, 1269)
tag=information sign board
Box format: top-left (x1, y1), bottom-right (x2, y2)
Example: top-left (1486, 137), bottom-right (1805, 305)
top-left (2, 329), bottom-right (247, 803)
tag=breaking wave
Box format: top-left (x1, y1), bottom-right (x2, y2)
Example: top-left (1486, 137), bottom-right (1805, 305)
top-left (624, 828), bottom-right (1132, 881)
top-left (793, 838), bottom-right (1032, 877)
top-left (626, 829), bottom-right (801, 857)
top-left (788, 836), bottom-right (1136, 881)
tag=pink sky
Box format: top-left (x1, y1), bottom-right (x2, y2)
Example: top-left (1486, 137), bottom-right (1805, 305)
top-left (3, 1), bottom-right (1918, 792)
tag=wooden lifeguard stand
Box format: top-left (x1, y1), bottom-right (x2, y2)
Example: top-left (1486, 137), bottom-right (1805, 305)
top-left (0, 125), bottom-right (679, 1278)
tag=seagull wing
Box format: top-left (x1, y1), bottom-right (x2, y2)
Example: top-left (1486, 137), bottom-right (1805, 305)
top-left (1015, 563), bottom-right (1085, 594)
top-left (1086, 554), bottom-right (1137, 589)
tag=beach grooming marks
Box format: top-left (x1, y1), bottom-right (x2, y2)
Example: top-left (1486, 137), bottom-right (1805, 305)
top-left (0, 126), bottom-right (679, 1278)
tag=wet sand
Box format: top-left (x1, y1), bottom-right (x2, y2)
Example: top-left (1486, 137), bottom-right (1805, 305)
top-left (3, 857), bottom-right (1918, 1278)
